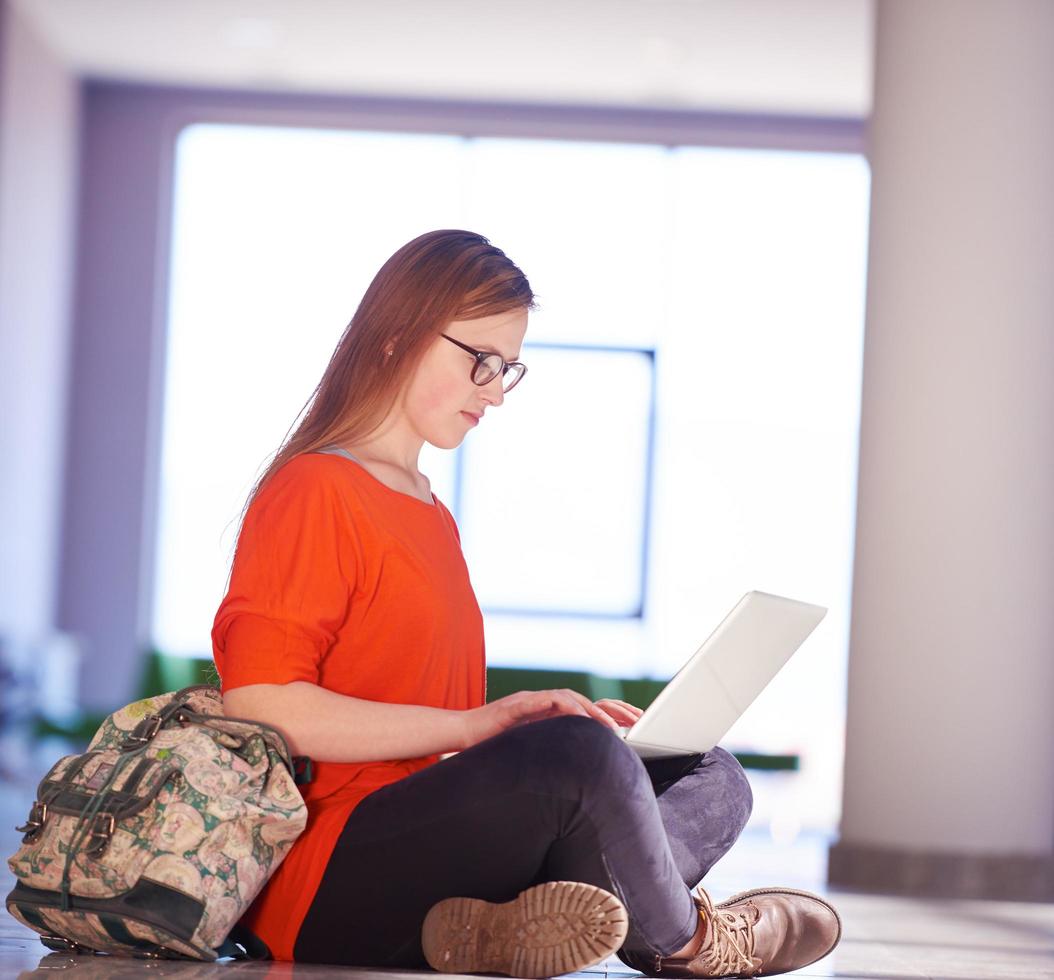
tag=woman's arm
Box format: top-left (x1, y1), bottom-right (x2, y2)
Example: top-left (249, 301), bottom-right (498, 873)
top-left (223, 681), bottom-right (622, 763)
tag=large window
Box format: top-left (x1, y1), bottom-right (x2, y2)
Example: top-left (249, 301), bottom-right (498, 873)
top-left (459, 343), bottom-right (654, 617)
top-left (153, 124), bottom-right (870, 830)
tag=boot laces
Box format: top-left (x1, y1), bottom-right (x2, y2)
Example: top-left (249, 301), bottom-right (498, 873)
top-left (690, 886), bottom-right (762, 977)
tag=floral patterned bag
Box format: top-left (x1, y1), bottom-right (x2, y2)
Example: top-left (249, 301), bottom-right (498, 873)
top-left (5, 684), bottom-right (308, 960)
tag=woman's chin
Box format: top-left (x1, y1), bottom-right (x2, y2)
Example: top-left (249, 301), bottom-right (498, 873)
top-left (427, 431), bottom-right (466, 451)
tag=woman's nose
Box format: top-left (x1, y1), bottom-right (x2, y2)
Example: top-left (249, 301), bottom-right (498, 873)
top-left (483, 374), bottom-right (505, 407)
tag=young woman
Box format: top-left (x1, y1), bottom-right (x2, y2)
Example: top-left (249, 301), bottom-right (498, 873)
top-left (212, 229), bottom-right (841, 978)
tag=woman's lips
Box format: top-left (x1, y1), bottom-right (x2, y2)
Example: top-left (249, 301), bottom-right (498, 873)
top-left (461, 412), bottom-right (480, 426)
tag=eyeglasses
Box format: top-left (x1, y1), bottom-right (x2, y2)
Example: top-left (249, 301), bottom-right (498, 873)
top-left (441, 334), bottom-right (527, 393)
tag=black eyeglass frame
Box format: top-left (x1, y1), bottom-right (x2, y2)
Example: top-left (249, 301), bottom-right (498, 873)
top-left (440, 333), bottom-right (527, 392)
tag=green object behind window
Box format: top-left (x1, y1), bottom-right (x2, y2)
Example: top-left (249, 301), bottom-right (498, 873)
top-left (32, 653), bottom-right (798, 770)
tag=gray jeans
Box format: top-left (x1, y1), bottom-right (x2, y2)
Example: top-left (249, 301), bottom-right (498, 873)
top-left (294, 714), bottom-right (754, 967)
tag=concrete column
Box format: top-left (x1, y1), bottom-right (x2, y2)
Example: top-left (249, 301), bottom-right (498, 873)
top-left (0, 1), bottom-right (79, 687)
top-left (830, 0), bottom-right (1054, 900)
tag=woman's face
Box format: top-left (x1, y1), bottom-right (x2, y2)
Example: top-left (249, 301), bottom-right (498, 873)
top-left (400, 307), bottom-right (529, 450)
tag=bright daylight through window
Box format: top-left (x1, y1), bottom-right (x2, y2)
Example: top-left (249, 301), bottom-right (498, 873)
top-left (153, 124), bottom-right (870, 833)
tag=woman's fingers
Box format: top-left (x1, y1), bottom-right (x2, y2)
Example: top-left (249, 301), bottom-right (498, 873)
top-left (508, 690), bottom-right (625, 732)
top-left (601, 698), bottom-right (645, 720)
top-left (593, 699), bottom-right (640, 726)
top-left (540, 689), bottom-right (619, 730)
top-left (519, 691), bottom-right (587, 723)
top-left (566, 689), bottom-right (623, 730)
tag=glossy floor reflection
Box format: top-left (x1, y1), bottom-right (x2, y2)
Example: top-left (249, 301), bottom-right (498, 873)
top-left (2, 742), bottom-right (1052, 979)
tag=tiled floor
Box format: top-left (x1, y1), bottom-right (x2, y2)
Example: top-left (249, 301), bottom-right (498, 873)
top-left (1, 738), bottom-right (1052, 980)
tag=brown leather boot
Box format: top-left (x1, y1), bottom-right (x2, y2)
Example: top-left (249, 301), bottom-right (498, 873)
top-left (626, 885), bottom-right (841, 977)
top-left (422, 880), bottom-right (628, 977)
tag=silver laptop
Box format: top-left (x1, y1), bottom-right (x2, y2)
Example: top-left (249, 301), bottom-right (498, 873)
top-left (619, 591), bottom-right (827, 759)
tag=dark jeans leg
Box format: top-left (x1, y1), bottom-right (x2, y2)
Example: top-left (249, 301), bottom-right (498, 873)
top-left (612, 747), bottom-right (753, 972)
top-left (294, 716), bottom-right (751, 968)
top-left (648, 745), bottom-right (754, 889)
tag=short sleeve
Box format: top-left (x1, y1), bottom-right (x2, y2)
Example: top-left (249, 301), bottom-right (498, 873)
top-left (211, 457), bottom-right (356, 692)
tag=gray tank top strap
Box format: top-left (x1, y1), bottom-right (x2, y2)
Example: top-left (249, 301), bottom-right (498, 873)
top-left (315, 445), bottom-right (363, 464)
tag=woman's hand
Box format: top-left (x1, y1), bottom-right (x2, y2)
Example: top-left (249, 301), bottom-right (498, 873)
top-left (592, 698), bottom-right (645, 728)
top-left (461, 689), bottom-right (622, 750)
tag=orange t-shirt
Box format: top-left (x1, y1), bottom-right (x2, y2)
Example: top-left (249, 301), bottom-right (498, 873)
top-left (211, 451), bottom-right (486, 961)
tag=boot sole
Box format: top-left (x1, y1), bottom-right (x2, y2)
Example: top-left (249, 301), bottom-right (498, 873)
top-left (422, 880), bottom-right (629, 978)
top-left (714, 886), bottom-right (842, 970)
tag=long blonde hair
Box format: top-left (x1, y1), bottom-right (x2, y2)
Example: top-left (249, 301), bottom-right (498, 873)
top-left (233, 229), bottom-right (536, 544)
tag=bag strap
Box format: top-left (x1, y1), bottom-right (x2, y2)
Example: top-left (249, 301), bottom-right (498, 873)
top-left (57, 741), bottom-right (154, 910)
top-left (120, 693), bottom-right (197, 751)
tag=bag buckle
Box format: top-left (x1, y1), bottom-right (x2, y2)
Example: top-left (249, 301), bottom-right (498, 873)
top-left (16, 800), bottom-right (48, 841)
top-left (85, 812), bottom-right (116, 857)
top-left (121, 713), bottom-right (163, 751)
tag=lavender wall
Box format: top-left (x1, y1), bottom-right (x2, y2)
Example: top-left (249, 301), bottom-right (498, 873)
top-left (57, 86), bottom-right (177, 711)
top-left (0, 0), bottom-right (79, 678)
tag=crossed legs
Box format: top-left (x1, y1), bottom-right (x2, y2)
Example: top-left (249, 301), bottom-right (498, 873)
top-left (294, 715), bottom-right (753, 967)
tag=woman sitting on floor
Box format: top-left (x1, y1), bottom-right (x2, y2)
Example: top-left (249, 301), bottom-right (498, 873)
top-left (212, 228), bottom-right (842, 978)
